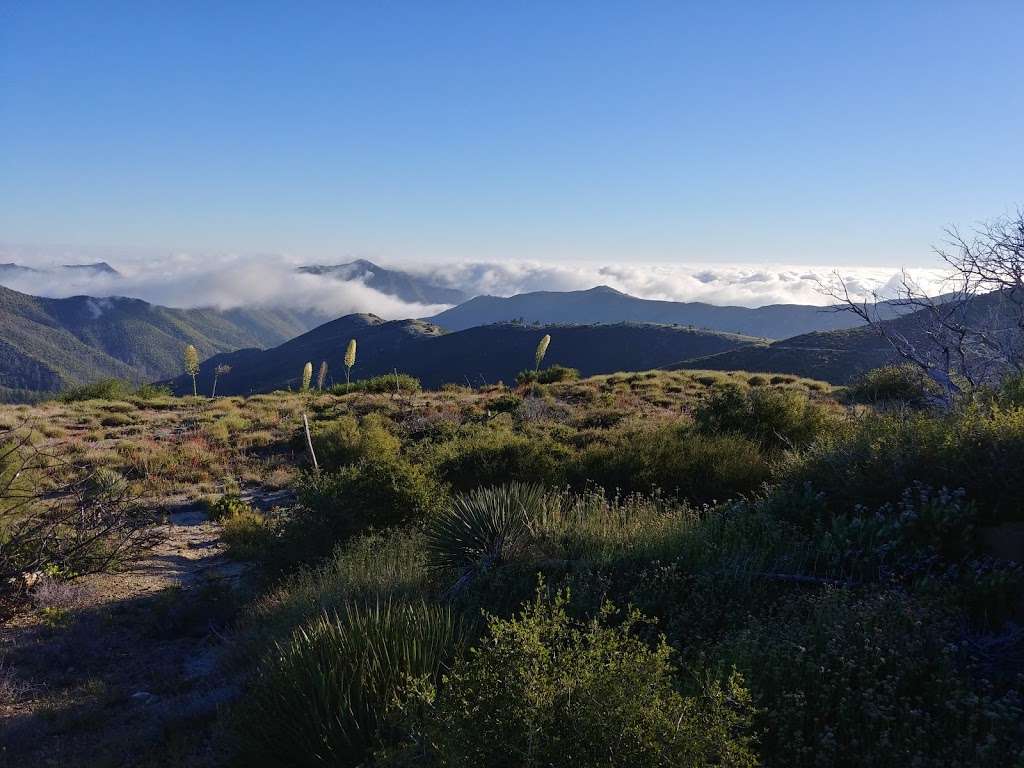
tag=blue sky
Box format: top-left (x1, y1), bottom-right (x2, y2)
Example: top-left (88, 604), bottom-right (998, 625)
top-left (1, 1), bottom-right (1021, 267)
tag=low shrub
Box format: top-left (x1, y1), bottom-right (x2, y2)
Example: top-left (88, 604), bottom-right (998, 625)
top-left (431, 423), bottom-right (571, 491)
top-left (408, 586), bottom-right (757, 768)
top-left (206, 493), bottom-right (251, 521)
top-left (59, 378), bottom-right (135, 403)
top-left (517, 365), bottom-right (580, 386)
top-left (329, 373), bottom-right (422, 395)
top-left (290, 457), bottom-right (445, 561)
top-left (847, 364), bottom-right (941, 407)
top-left (719, 589), bottom-right (1024, 768)
top-left (695, 382), bottom-right (838, 450)
top-left (312, 413), bottom-right (400, 471)
top-left (222, 508), bottom-right (275, 560)
top-left (574, 422), bottom-right (771, 504)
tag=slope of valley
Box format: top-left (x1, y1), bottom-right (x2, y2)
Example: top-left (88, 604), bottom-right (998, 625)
top-left (0, 285), bottom-right (325, 399)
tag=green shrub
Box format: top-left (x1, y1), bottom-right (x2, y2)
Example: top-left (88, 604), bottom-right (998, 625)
top-left (59, 378), bottom-right (135, 402)
top-left (222, 508), bottom-right (275, 560)
top-left (719, 589), bottom-right (1024, 768)
top-left (424, 484), bottom-right (547, 578)
top-left (783, 404), bottom-right (1024, 523)
top-left (695, 382), bottom-right (837, 450)
top-left (517, 365), bottom-right (580, 386)
top-left (410, 586), bottom-right (757, 768)
top-left (291, 457), bottom-right (445, 561)
top-left (432, 423), bottom-right (571, 491)
top-left (207, 493), bottom-right (252, 521)
top-left (847, 364), bottom-right (940, 406)
top-left (312, 413), bottom-right (400, 471)
top-left (574, 423), bottom-right (771, 504)
top-left (487, 392), bottom-right (522, 413)
top-left (329, 373), bottom-right (421, 395)
top-left (236, 600), bottom-right (464, 767)
top-left (99, 412), bottom-right (133, 427)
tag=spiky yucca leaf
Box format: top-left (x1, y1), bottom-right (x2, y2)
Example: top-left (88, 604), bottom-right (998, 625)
top-left (238, 599), bottom-right (463, 767)
top-left (424, 483), bottom-right (547, 574)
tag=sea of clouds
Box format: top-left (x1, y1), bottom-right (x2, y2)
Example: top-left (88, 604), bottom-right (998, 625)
top-left (0, 244), bottom-right (952, 320)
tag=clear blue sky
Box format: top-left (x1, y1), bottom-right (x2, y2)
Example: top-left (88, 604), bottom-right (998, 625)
top-left (1, 1), bottom-right (1021, 266)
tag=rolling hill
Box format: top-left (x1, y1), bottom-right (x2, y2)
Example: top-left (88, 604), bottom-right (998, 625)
top-left (428, 285), bottom-right (912, 339)
top-left (0, 285), bottom-right (326, 399)
top-left (166, 314), bottom-right (766, 395)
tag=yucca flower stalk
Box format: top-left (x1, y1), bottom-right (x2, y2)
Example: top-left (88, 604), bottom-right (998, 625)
top-left (317, 360), bottom-right (328, 391)
top-left (344, 338), bottom-right (357, 387)
top-left (301, 361), bottom-right (313, 392)
top-left (183, 344), bottom-right (200, 396)
top-left (211, 363), bottom-right (231, 397)
top-left (534, 333), bottom-right (551, 372)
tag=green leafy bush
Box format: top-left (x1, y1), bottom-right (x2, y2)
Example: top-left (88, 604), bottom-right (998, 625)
top-left (237, 599), bottom-right (464, 767)
top-left (222, 508), bottom-right (275, 560)
top-left (695, 382), bottom-right (838, 450)
top-left (329, 373), bottom-right (421, 395)
top-left (517, 365), bottom-right (580, 386)
top-left (410, 586), bottom-right (757, 768)
top-left (847, 364), bottom-right (940, 407)
top-left (312, 413), bottom-right (401, 471)
top-left (783, 404), bottom-right (1024, 523)
top-left (431, 423), bottom-right (571, 491)
top-left (291, 457), bottom-right (445, 561)
top-left (574, 422), bottom-right (770, 503)
top-left (720, 589), bottom-right (1024, 768)
top-left (59, 378), bottom-right (135, 403)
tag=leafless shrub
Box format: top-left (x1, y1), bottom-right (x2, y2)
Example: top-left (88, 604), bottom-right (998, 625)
top-left (1, 421), bottom-right (159, 595)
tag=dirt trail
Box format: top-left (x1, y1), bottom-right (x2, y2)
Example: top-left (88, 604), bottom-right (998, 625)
top-left (0, 490), bottom-right (288, 767)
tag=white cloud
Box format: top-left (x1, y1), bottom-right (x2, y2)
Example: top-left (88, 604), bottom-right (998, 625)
top-left (0, 243), bottom-right (953, 315)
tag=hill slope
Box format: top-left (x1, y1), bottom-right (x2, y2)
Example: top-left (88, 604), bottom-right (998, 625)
top-left (166, 315), bottom-right (765, 394)
top-left (0, 285), bottom-right (325, 398)
top-left (428, 285), bottom-right (912, 339)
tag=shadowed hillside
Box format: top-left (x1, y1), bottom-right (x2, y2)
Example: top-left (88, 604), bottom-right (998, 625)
top-left (167, 314), bottom-right (766, 394)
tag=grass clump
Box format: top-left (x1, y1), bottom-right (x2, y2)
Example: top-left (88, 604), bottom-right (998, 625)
top-left (236, 599), bottom-right (464, 767)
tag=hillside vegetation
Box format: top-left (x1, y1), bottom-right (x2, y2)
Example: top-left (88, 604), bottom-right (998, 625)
top-left (3, 364), bottom-right (1024, 766)
top-left (0, 284), bottom-right (324, 399)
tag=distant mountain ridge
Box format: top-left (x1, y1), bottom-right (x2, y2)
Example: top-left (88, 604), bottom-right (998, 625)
top-left (0, 261), bottom-right (122, 282)
top-left (298, 259), bottom-right (467, 306)
top-left (0, 284), bottom-right (326, 399)
top-left (165, 314), bottom-right (765, 395)
top-left (428, 285), bottom-right (915, 339)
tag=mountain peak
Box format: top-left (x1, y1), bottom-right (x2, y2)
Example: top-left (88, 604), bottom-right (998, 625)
top-left (585, 285), bottom-right (627, 296)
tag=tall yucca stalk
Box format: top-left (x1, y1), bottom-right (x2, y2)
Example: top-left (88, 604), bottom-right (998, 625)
top-left (316, 360), bottom-right (328, 391)
top-left (344, 338), bottom-right (357, 387)
top-left (183, 344), bottom-right (200, 396)
top-left (300, 361), bottom-right (313, 392)
top-left (238, 599), bottom-right (464, 766)
top-left (534, 333), bottom-right (551, 371)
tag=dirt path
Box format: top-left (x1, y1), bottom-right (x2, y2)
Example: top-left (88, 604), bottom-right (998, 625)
top-left (0, 490), bottom-right (288, 767)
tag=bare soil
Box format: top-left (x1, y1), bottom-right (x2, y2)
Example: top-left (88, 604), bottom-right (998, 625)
top-left (0, 490), bottom-right (288, 768)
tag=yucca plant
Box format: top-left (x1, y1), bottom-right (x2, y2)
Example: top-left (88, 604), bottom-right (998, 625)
top-left (534, 333), bottom-right (551, 371)
top-left (424, 483), bottom-right (547, 579)
top-left (301, 362), bottom-right (313, 392)
top-left (344, 338), bottom-right (357, 387)
top-left (236, 599), bottom-right (464, 767)
top-left (316, 360), bottom-right (328, 391)
top-left (183, 344), bottom-right (200, 396)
